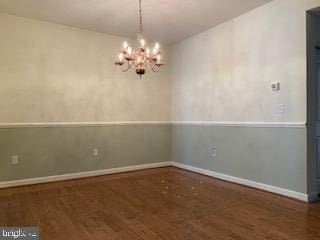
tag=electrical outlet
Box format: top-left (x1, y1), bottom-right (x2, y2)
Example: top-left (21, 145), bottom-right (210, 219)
top-left (93, 148), bottom-right (99, 156)
top-left (211, 148), bottom-right (217, 157)
top-left (11, 155), bottom-right (18, 165)
top-left (276, 104), bottom-right (284, 114)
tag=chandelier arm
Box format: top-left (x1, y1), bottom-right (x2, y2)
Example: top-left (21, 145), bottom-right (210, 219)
top-left (149, 62), bottom-right (161, 72)
top-left (151, 67), bottom-right (160, 73)
top-left (121, 61), bottom-right (131, 72)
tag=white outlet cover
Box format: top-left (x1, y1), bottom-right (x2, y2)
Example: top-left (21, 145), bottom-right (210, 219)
top-left (211, 148), bottom-right (217, 157)
top-left (93, 148), bottom-right (99, 156)
top-left (11, 155), bottom-right (18, 165)
top-left (276, 104), bottom-right (284, 113)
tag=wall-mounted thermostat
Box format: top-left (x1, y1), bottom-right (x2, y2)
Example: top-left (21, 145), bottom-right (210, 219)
top-left (271, 82), bottom-right (280, 91)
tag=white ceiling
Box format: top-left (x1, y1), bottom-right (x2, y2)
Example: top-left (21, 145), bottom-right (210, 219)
top-left (0, 0), bottom-right (272, 44)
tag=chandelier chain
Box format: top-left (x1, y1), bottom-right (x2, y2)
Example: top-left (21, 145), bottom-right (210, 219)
top-left (139, 0), bottom-right (143, 34)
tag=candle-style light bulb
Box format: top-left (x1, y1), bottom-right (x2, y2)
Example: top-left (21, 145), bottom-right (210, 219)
top-left (152, 48), bottom-right (157, 55)
top-left (123, 41), bottom-right (128, 50)
top-left (146, 48), bottom-right (150, 57)
top-left (156, 54), bottom-right (161, 64)
top-left (127, 47), bottom-right (132, 56)
top-left (140, 38), bottom-right (146, 47)
top-left (118, 53), bottom-right (124, 62)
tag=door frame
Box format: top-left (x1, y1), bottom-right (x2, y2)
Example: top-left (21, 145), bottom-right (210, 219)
top-left (306, 8), bottom-right (320, 202)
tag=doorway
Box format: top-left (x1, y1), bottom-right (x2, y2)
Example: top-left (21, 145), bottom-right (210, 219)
top-left (307, 8), bottom-right (320, 202)
top-left (317, 48), bottom-right (320, 193)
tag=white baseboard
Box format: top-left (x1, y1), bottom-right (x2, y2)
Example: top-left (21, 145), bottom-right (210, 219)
top-left (0, 162), bottom-right (171, 189)
top-left (0, 161), bottom-right (317, 203)
top-left (171, 162), bottom-right (310, 202)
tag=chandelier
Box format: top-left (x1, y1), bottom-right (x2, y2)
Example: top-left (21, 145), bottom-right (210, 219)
top-left (115, 0), bottom-right (164, 77)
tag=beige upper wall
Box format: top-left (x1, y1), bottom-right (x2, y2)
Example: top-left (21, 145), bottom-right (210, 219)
top-left (0, 14), bottom-right (171, 123)
top-left (171, 0), bottom-right (320, 123)
top-left (2, 0), bottom-right (320, 124)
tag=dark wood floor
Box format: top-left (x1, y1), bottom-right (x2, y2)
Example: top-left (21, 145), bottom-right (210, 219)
top-left (0, 167), bottom-right (320, 240)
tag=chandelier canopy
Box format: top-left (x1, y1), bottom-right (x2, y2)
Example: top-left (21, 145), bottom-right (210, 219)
top-left (115, 0), bottom-right (164, 77)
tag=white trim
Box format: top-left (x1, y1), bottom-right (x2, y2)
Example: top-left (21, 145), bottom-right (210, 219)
top-left (0, 161), bottom-right (314, 203)
top-left (171, 162), bottom-right (309, 202)
top-left (171, 121), bottom-right (306, 128)
top-left (0, 121), bottom-right (305, 128)
top-left (0, 122), bottom-right (171, 128)
top-left (0, 162), bottom-right (171, 189)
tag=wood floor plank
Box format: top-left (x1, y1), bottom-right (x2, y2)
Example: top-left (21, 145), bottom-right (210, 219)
top-left (0, 167), bottom-right (319, 240)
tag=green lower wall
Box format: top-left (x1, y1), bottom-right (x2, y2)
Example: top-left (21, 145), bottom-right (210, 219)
top-left (172, 125), bottom-right (307, 193)
top-left (0, 125), bottom-right (171, 182)
top-left (0, 124), bottom-right (307, 195)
